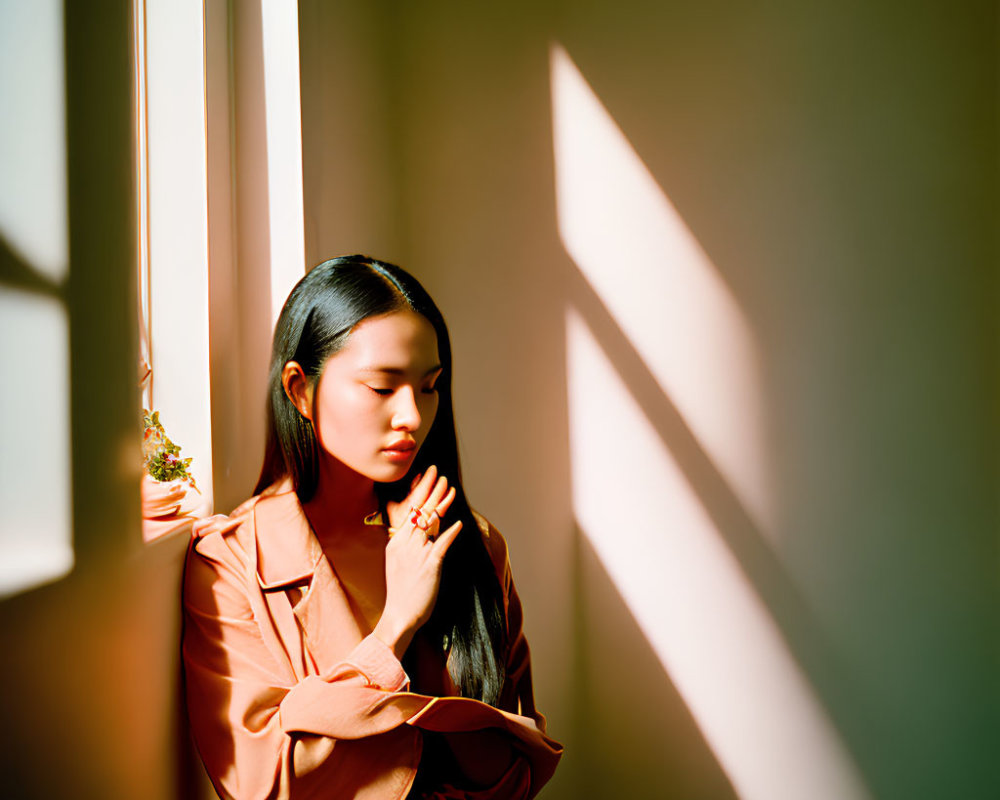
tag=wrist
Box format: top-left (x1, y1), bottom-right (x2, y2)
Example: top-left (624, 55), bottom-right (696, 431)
top-left (373, 614), bottom-right (415, 661)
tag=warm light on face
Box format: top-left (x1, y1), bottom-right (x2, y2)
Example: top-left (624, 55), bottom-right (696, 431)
top-left (554, 44), bottom-right (870, 800)
top-left (311, 310), bottom-right (441, 484)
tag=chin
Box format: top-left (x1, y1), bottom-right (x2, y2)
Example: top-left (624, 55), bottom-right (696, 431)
top-left (369, 463), bottom-right (412, 485)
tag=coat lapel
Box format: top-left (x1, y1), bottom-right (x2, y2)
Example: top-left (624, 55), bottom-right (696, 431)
top-left (252, 486), bottom-right (367, 678)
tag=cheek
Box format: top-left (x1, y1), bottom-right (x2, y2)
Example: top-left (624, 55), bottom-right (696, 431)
top-left (315, 385), bottom-right (380, 442)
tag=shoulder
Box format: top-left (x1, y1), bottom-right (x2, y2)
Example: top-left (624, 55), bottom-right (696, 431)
top-left (190, 481), bottom-right (320, 598)
top-left (189, 479), bottom-right (289, 563)
top-left (184, 497), bottom-right (261, 613)
top-left (189, 500), bottom-right (256, 565)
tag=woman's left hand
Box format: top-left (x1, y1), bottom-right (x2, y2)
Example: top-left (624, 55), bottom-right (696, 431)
top-left (375, 466), bottom-right (463, 659)
top-left (385, 468), bottom-right (456, 533)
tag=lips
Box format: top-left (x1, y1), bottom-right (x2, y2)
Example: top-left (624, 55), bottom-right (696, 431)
top-left (383, 439), bottom-right (416, 453)
top-left (381, 439), bottom-right (417, 463)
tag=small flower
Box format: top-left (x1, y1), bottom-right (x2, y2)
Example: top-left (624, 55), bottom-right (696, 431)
top-left (141, 409), bottom-right (200, 493)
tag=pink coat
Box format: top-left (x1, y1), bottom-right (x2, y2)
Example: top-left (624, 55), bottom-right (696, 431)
top-left (182, 484), bottom-right (562, 799)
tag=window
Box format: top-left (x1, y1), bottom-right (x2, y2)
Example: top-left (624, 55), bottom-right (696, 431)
top-left (135, 0), bottom-right (214, 540)
top-left (0, 0), bottom-right (73, 595)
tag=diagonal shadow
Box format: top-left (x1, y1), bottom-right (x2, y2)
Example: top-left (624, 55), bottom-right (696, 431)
top-left (566, 264), bottom-right (852, 695)
top-left (569, 516), bottom-right (740, 799)
top-left (0, 234), bottom-right (64, 300)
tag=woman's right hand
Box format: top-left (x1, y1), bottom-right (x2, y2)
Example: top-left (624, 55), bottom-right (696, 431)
top-left (374, 466), bottom-right (463, 660)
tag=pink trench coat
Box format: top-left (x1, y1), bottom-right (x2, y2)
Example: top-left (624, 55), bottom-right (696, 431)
top-left (182, 485), bottom-right (563, 799)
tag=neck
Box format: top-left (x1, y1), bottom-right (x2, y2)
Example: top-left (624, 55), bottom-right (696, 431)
top-left (303, 454), bottom-right (379, 543)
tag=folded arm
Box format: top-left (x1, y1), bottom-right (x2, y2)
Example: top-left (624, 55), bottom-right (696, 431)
top-left (183, 533), bottom-right (425, 799)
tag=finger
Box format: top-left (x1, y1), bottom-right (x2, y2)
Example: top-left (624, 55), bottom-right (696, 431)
top-left (386, 522), bottom-right (420, 548)
top-left (397, 505), bottom-right (426, 536)
top-left (386, 519), bottom-right (416, 547)
top-left (431, 520), bottom-right (462, 557)
top-left (435, 486), bottom-right (457, 518)
top-left (410, 471), bottom-right (423, 491)
top-left (399, 495), bottom-right (440, 540)
top-left (424, 475), bottom-right (450, 512)
top-left (421, 479), bottom-right (453, 535)
top-left (413, 488), bottom-right (452, 533)
top-left (408, 465), bottom-right (438, 508)
top-left (409, 506), bottom-right (432, 531)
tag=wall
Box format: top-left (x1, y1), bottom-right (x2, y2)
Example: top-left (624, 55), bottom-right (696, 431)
top-left (0, 2), bottom-right (201, 797)
top-left (0, 1), bottom-right (994, 797)
top-left (0, 1), bottom-right (247, 796)
top-left (300, 1), bottom-right (997, 798)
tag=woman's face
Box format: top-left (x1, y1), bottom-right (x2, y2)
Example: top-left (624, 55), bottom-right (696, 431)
top-left (310, 310), bottom-right (442, 484)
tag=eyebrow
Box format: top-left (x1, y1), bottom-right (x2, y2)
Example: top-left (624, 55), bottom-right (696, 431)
top-left (356, 364), bottom-right (442, 378)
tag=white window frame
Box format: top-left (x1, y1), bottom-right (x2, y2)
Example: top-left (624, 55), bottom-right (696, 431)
top-left (136, 0), bottom-right (215, 531)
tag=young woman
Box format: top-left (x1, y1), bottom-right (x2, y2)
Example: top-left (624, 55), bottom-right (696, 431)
top-left (183, 255), bottom-right (562, 799)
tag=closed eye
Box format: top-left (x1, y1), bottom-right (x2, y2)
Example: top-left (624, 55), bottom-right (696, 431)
top-left (367, 386), bottom-right (393, 396)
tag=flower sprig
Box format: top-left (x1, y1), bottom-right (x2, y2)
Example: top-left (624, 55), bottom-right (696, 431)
top-left (142, 409), bottom-right (200, 492)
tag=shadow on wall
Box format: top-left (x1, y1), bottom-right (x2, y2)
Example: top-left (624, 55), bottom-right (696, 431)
top-left (0, 228), bottom-right (209, 797)
top-left (555, 44), bottom-right (870, 800)
top-left (0, 534), bottom-right (209, 798)
top-left (0, 2), bottom-right (212, 797)
top-left (570, 525), bottom-right (739, 800)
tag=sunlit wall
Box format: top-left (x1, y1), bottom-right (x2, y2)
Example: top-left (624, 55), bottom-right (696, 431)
top-left (0, 0), bottom-right (73, 597)
top-left (0, 0), bottom-right (992, 798)
top-left (556, 44), bottom-right (869, 798)
top-left (0, 1), bottom-right (302, 796)
top-left (301, 2), bottom-right (997, 799)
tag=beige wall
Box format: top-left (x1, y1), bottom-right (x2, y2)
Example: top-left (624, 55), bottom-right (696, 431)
top-left (301, 2), bottom-right (996, 798)
top-left (0, 2), bottom-right (206, 797)
top-left (2, 2), bottom-right (235, 797)
top-left (0, 1), bottom-right (994, 798)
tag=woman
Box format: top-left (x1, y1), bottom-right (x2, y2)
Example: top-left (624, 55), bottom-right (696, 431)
top-left (183, 255), bottom-right (562, 799)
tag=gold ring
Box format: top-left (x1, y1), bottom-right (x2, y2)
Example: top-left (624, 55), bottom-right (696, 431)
top-left (410, 507), bottom-right (430, 531)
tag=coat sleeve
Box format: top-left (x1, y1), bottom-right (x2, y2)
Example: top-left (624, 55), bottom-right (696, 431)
top-left (182, 530), bottom-right (426, 800)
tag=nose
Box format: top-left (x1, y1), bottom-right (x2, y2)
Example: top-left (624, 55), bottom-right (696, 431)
top-left (390, 386), bottom-right (421, 432)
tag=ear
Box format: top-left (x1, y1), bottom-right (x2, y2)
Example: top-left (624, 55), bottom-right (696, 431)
top-left (281, 361), bottom-right (314, 420)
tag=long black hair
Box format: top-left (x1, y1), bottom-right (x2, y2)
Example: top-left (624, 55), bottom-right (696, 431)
top-left (255, 255), bottom-right (507, 705)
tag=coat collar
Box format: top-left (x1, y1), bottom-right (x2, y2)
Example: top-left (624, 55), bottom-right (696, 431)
top-left (251, 482), bottom-right (323, 590)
